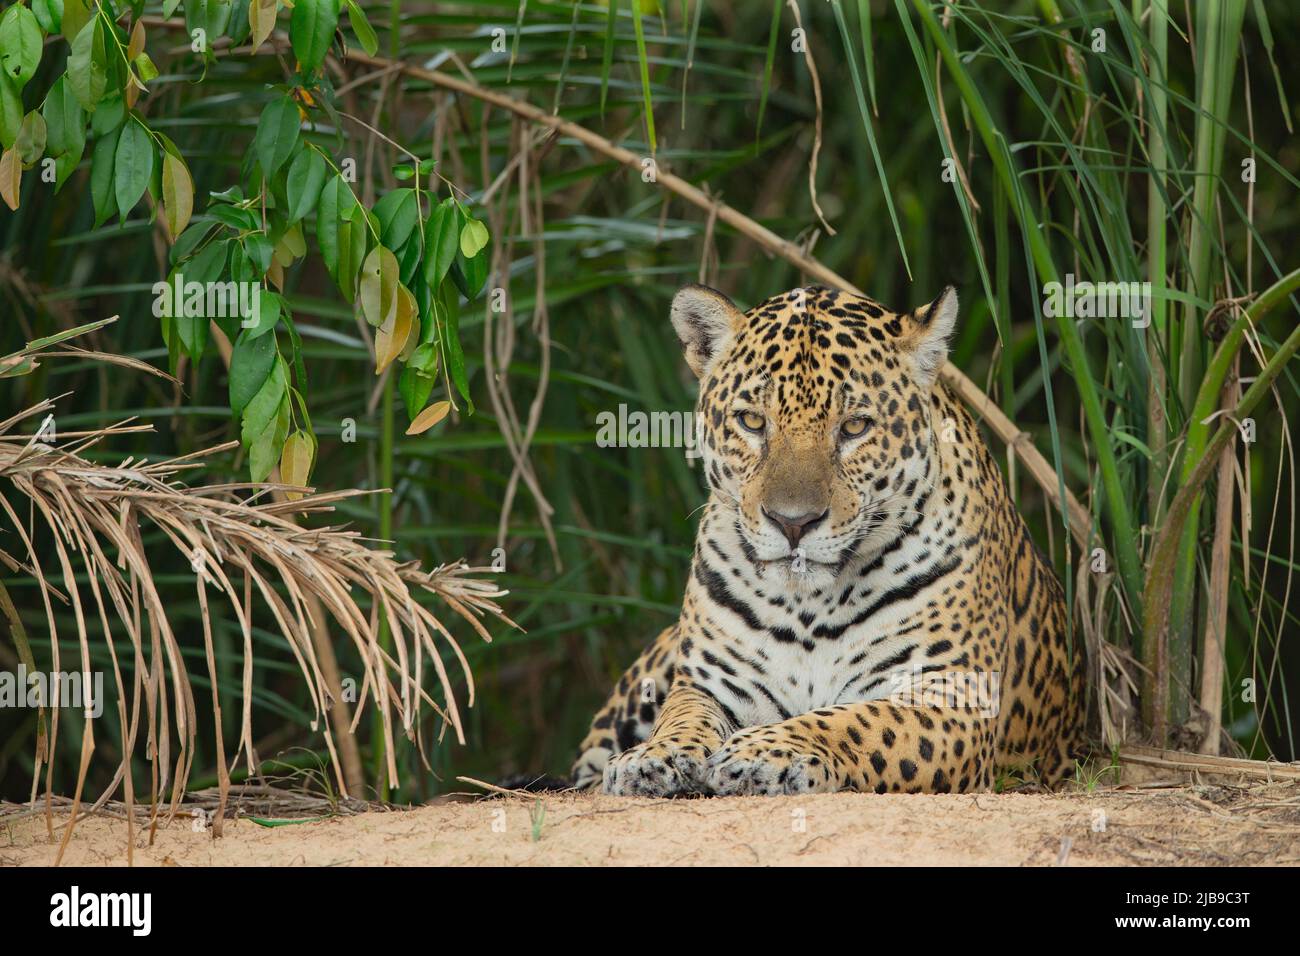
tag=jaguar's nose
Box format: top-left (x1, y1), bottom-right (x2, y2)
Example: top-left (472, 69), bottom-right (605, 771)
top-left (761, 506), bottom-right (829, 549)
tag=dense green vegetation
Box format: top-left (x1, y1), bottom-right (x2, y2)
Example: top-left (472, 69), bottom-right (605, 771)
top-left (2, 0), bottom-right (1297, 805)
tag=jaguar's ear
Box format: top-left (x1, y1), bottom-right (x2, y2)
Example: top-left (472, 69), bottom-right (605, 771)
top-left (904, 286), bottom-right (958, 389)
top-left (670, 284), bottom-right (745, 379)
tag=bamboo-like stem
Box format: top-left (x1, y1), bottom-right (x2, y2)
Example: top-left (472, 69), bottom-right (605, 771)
top-left (1167, 0), bottom-right (1248, 731)
top-left (1143, 310), bottom-right (1300, 738)
top-left (1199, 358), bottom-right (1239, 755)
top-left (1145, 0), bottom-right (1170, 527)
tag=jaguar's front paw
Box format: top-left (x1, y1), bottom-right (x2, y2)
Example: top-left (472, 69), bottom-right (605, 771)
top-left (705, 731), bottom-right (838, 796)
top-left (602, 741), bottom-right (707, 797)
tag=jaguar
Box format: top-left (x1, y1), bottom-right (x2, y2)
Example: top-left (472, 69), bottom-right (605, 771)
top-left (574, 284), bottom-right (1085, 796)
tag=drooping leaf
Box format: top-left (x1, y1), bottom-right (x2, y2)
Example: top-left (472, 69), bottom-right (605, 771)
top-left (374, 187), bottom-right (419, 250)
top-left (244, 288), bottom-right (282, 338)
top-left (422, 199), bottom-right (460, 289)
top-left (0, 4), bottom-right (43, 90)
top-left (254, 95), bottom-right (300, 178)
top-left (230, 327), bottom-right (278, 417)
top-left (345, 0), bottom-right (377, 56)
top-left (15, 111), bottom-right (45, 165)
top-left (32, 0), bottom-right (62, 35)
top-left (61, 0), bottom-right (93, 40)
top-left (162, 149), bottom-right (194, 240)
top-left (0, 145), bottom-right (19, 210)
top-left (279, 429), bottom-right (315, 499)
top-left (240, 355), bottom-right (290, 482)
top-left (113, 118), bottom-right (154, 221)
top-left (406, 399), bottom-right (451, 436)
top-left (90, 126), bottom-right (121, 227)
top-left (42, 76), bottom-right (86, 158)
top-left (249, 0), bottom-right (277, 52)
top-left (67, 16), bottom-right (108, 111)
top-left (289, 0), bottom-right (338, 76)
top-left (0, 72), bottom-right (21, 148)
top-left (286, 146), bottom-right (326, 222)
top-left (459, 217), bottom-right (489, 258)
top-left (359, 245), bottom-right (399, 328)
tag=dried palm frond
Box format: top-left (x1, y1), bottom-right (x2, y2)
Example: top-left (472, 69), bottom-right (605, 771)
top-left (1, 326), bottom-right (515, 863)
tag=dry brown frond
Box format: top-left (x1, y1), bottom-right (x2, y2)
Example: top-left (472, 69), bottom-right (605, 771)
top-left (1, 388), bottom-right (515, 862)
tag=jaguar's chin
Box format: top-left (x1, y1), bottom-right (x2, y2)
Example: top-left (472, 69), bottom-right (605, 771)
top-left (755, 554), bottom-right (840, 591)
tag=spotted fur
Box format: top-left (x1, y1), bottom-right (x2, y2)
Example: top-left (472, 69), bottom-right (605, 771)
top-left (575, 285), bottom-right (1085, 796)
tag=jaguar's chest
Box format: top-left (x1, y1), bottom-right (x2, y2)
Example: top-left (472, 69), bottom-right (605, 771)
top-left (684, 540), bottom-right (985, 729)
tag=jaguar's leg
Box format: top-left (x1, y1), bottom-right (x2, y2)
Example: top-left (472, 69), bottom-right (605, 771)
top-left (601, 682), bottom-right (733, 796)
top-left (571, 626), bottom-right (678, 790)
top-left (705, 702), bottom-right (996, 796)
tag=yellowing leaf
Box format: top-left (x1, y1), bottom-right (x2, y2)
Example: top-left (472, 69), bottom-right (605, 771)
top-left (0, 146), bottom-right (19, 211)
top-left (359, 244), bottom-right (399, 327)
top-left (396, 285), bottom-right (419, 361)
top-left (375, 296), bottom-right (415, 375)
top-left (267, 258), bottom-right (285, 291)
top-left (459, 218), bottom-right (489, 258)
top-left (128, 19), bottom-right (146, 60)
top-left (279, 429), bottom-right (314, 501)
top-left (161, 150), bottom-right (194, 241)
top-left (406, 400), bottom-right (451, 435)
top-left (250, 0), bottom-right (278, 54)
top-left (275, 221), bottom-right (306, 264)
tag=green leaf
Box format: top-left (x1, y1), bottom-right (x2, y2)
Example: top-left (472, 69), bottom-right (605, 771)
top-left (285, 146), bottom-right (326, 223)
top-left (42, 76), bottom-right (86, 158)
top-left (16, 111), bottom-right (45, 165)
top-left (240, 355), bottom-right (290, 482)
top-left (289, 0), bottom-right (338, 76)
top-left (90, 127), bottom-right (120, 227)
top-left (244, 288), bottom-right (282, 338)
top-left (254, 95), bottom-right (300, 178)
top-left (345, 0), bottom-right (377, 57)
top-left (0, 4), bottom-right (43, 91)
top-left (374, 188), bottom-right (418, 251)
top-left (53, 142), bottom-right (82, 193)
top-left (399, 350), bottom-right (437, 419)
top-left (67, 17), bottom-right (108, 112)
top-left (458, 244), bottom-right (489, 299)
top-left (359, 245), bottom-right (399, 327)
top-left (422, 199), bottom-right (460, 289)
top-left (230, 327), bottom-right (278, 416)
top-left (315, 173), bottom-right (347, 275)
top-left (0, 73), bottom-right (21, 149)
top-left (62, 0), bottom-right (92, 42)
top-left (459, 217), bottom-right (489, 258)
top-left (32, 0), bottom-right (62, 35)
top-left (437, 284), bottom-right (472, 412)
top-left (133, 50), bottom-right (160, 83)
top-left (185, 0), bottom-right (234, 57)
top-left (89, 93), bottom-right (124, 135)
top-left (162, 149), bottom-right (194, 240)
top-left (113, 118), bottom-right (154, 222)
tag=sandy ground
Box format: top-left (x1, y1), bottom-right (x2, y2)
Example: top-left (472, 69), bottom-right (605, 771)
top-left (5, 779), bottom-right (1300, 866)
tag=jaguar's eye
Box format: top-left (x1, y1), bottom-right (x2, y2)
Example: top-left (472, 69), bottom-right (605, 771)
top-left (841, 417), bottom-right (872, 439)
top-left (736, 411), bottom-right (766, 434)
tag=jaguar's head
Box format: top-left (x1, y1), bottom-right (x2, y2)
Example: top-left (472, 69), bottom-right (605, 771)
top-left (672, 283), bottom-right (957, 587)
